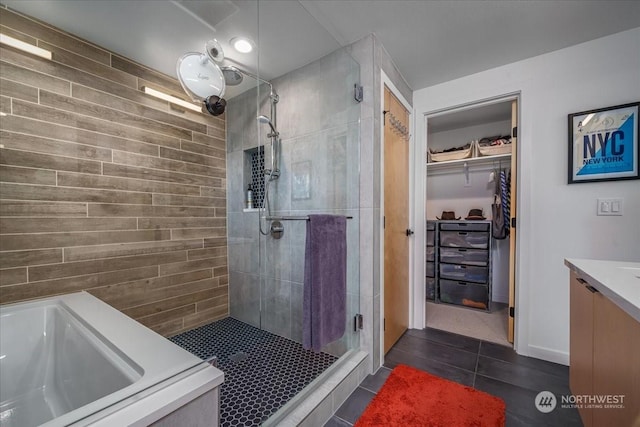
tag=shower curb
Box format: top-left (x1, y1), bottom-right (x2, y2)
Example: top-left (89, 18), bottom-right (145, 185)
top-left (263, 350), bottom-right (368, 427)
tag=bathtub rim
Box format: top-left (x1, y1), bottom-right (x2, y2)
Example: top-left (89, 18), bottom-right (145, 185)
top-left (0, 291), bottom-right (223, 427)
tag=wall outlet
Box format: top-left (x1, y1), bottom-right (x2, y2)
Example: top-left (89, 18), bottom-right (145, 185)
top-left (597, 198), bottom-right (623, 216)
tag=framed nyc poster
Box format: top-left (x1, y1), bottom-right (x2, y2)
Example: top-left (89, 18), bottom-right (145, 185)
top-left (568, 102), bottom-right (639, 184)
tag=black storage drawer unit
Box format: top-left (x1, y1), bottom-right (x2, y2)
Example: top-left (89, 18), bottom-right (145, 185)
top-left (440, 247), bottom-right (488, 266)
top-left (435, 220), bottom-right (492, 311)
top-left (426, 261), bottom-right (436, 278)
top-left (439, 222), bottom-right (489, 232)
top-left (439, 279), bottom-right (489, 310)
top-left (440, 231), bottom-right (489, 249)
top-left (425, 220), bottom-right (437, 301)
top-left (440, 263), bottom-right (489, 284)
top-left (426, 276), bottom-right (436, 301)
top-left (426, 230), bottom-right (435, 246)
top-left (426, 246), bottom-right (436, 262)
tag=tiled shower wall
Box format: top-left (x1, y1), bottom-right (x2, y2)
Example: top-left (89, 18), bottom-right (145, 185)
top-left (0, 7), bottom-right (228, 336)
top-left (226, 47), bottom-right (361, 356)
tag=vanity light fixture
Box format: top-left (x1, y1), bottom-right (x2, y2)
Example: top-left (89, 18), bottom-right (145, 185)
top-left (0, 33), bottom-right (52, 60)
top-left (230, 37), bottom-right (254, 53)
top-left (143, 86), bottom-right (202, 113)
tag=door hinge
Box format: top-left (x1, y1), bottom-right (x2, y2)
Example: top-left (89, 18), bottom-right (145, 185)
top-left (354, 84), bottom-right (363, 103)
top-left (406, 229), bottom-right (414, 236)
top-left (354, 313), bottom-right (363, 331)
top-left (511, 217), bottom-right (516, 228)
top-left (383, 216), bottom-right (386, 229)
top-left (383, 318), bottom-right (386, 331)
top-left (509, 307), bottom-right (515, 318)
top-left (383, 110), bottom-right (389, 125)
top-left (512, 126), bottom-right (517, 138)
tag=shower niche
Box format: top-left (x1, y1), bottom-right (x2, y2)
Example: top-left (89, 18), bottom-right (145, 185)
top-left (244, 147), bottom-right (265, 211)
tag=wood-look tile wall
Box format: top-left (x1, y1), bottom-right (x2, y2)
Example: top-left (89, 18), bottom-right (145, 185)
top-left (0, 7), bottom-right (229, 336)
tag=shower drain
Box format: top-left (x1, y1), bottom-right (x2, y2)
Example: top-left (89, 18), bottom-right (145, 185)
top-left (229, 351), bottom-right (249, 363)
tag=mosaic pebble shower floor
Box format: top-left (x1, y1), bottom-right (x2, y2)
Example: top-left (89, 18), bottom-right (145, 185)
top-left (169, 317), bottom-right (338, 426)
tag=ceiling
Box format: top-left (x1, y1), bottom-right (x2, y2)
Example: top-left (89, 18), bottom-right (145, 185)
top-left (5, 0), bottom-right (640, 97)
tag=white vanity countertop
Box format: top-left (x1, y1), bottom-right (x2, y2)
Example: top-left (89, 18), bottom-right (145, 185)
top-left (565, 258), bottom-right (640, 323)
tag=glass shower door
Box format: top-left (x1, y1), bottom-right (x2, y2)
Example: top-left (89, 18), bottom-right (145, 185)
top-left (227, 0), bottom-right (361, 356)
top-left (255, 52), bottom-right (361, 357)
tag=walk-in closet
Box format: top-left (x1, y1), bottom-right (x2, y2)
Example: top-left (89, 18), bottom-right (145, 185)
top-left (425, 97), bottom-right (518, 346)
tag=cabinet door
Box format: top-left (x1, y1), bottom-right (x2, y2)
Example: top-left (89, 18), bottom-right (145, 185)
top-left (569, 272), bottom-right (593, 427)
top-left (593, 291), bottom-right (640, 426)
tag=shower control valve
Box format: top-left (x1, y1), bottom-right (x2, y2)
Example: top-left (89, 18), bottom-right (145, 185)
top-left (270, 221), bottom-right (284, 239)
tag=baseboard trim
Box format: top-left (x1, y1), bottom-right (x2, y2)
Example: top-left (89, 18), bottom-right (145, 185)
top-left (527, 344), bottom-right (569, 366)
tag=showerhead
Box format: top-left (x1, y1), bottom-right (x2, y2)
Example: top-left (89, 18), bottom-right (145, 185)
top-left (258, 115), bottom-right (280, 181)
top-left (221, 66), bottom-right (244, 86)
top-left (257, 115), bottom-right (277, 135)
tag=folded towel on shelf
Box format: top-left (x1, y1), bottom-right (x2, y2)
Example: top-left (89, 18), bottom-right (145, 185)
top-left (303, 214), bottom-right (347, 352)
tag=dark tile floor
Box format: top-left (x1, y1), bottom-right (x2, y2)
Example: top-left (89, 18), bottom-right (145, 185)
top-left (169, 317), bottom-right (337, 426)
top-left (326, 327), bottom-right (582, 427)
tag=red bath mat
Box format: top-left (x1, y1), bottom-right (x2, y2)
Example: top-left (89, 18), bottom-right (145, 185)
top-left (355, 364), bottom-right (506, 426)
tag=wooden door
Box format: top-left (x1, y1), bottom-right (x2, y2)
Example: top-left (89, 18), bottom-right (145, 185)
top-left (569, 272), bottom-right (594, 427)
top-left (383, 86), bottom-right (410, 353)
top-left (508, 100), bottom-right (518, 343)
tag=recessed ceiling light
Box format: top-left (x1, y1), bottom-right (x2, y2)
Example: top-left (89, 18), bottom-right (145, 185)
top-left (231, 37), bottom-right (253, 54)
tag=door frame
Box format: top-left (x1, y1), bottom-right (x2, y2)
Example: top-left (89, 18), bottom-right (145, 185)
top-left (379, 70), bottom-right (413, 364)
top-left (415, 92), bottom-right (522, 349)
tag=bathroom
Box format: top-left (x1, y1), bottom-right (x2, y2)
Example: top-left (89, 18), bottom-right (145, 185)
top-left (0, 1), bottom-right (404, 425)
top-left (2, 1), bottom-right (640, 426)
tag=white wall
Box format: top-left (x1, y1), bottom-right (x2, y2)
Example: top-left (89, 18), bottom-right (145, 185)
top-left (413, 27), bottom-right (640, 364)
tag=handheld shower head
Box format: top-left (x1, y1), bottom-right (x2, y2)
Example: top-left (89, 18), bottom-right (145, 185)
top-left (258, 115), bottom-right (280, 181)
top-left (257, 115), bottom-right (277, 135)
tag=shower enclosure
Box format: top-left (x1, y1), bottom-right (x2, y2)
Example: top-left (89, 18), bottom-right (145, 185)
top-left (221, 3), bottom-right (362, 421)
top-left (171, 2), bottom-right (363, 422)
top-left (226, 49), bottom-right (361, 354)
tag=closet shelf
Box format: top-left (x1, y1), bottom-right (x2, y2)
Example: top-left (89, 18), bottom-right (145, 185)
top-left (426, 153), bottom-right (511, 173)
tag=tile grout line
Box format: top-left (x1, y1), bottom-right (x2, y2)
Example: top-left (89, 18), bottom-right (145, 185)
top-left (386, 346), bottom-right (477, 376)
top-left (475, 350), bottom-right (570, 381)
top-left (473, 341), bottom-right (482, 387)
top-left (335, 413), bottom-right (354, 426)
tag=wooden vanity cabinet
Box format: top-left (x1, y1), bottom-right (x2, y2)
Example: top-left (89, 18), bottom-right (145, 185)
top-left (570, 271), bottom-right (594, 426)
top-left (569, 271), bottom-right (640, 427)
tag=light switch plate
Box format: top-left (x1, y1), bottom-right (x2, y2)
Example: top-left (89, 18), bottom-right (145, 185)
top-left (597, 198), bottom-right (623, 216)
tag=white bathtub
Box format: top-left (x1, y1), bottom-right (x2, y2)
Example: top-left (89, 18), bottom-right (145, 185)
top-left (0, 292), bottom-right (223, 427)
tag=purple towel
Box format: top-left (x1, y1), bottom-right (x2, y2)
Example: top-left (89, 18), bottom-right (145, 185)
top-left (303, 214), bottom-right (347, 352)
